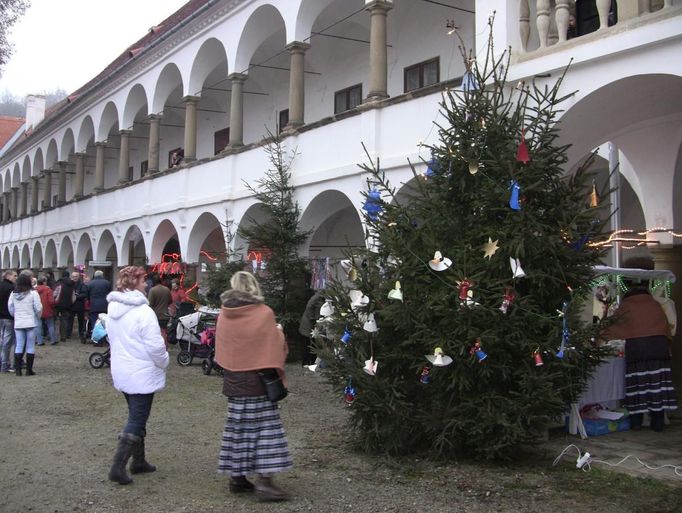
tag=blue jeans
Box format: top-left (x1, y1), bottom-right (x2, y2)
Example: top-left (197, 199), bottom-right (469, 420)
top-left (0, 318), bottom-right (15, 371)
top-left (15, 327), bottom-right (36, 355)
top-left (123, 393), bottom-right (155, 437)
top-left (44, 317), bottom-right (57, 344)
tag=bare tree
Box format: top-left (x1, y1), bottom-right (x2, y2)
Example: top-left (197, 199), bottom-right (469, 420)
top-left (0, 0), bottom-right (30, 74)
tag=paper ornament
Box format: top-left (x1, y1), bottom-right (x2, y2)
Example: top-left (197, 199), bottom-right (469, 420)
top-left (340, 259), bottom-right (358, 281)
top-left (516, 129), bottom-right (530, 164)
top-left (363, 312), bottom-right (378, 332)
top-left (419, 366), bottom-right (432, 384)
top-left (305, 357), bottom-right (322, 372)
top-left (429, 251), bottom-right (452, 271)
top-left (320, 299), bottom-right (335, 317)
top-left (349, 290), bottom-right (370, 309)
top-left (362, 188), bottom-right (383, 221)
top-left (387, 281), bottom-right (403, 301)
top-left (481, 237), bottom-right (500, 259)
top-left (510, 257), bottom-right (526, 278)
top-left (499, 288), bottom-right (516, 314)
top-left (425, 347), bottom-right (453, 367)
top-left (468, 161), bottom-right (479, 175)
top-left (509, 180), bottom-right (521, 211)
top-left (344, 378), bottom-right (357, 405)
top-left (363, 358), bottom-right (379, 376)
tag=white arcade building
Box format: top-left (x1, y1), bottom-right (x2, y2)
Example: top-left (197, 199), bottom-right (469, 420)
top-left (0, 1), bottom-right (681, 378)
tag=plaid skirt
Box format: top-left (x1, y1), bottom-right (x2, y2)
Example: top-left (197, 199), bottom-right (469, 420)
top-left (218, 396), bottom-right (293, 477)
top-left (624, 359), bottom-right (678, 415)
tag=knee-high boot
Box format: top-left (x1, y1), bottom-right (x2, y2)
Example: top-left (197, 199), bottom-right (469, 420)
top-left (25, 354), bottom-right (36, 376)
top-left (108, 433), bottom-right (139, 484)
top-left (13, 354), bottom-right (23, 377)
top-left (130, 430), bottom-right (156, 474)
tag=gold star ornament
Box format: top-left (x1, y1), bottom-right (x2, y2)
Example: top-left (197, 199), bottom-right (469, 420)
top-left (481, 237), bottom-right (500, 259)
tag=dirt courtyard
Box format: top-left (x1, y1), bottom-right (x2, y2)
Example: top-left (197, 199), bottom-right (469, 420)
top-left (1, 341), bottom-right (680, 513)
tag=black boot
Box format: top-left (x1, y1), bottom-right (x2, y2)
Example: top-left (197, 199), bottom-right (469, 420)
top-left (629, 413), bottom-right (643, 431)
top-left (229, 476), bottom-right (255, 493)
top-left (650, 411), bottom-right (665, 432)
top-left (254, 475), bottom-right (289, 502)
top-left (108, 433), bottom-right (139, 484)
top-left (13, 354), bottom-right (22, 377)
top-left (130, 432), bottom-right (156, 474)
top-left (25, 354), bottom-right (36, 376)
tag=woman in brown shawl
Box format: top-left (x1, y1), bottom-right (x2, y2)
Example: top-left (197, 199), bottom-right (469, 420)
top-left (215, 271), bottom-right (292, 501)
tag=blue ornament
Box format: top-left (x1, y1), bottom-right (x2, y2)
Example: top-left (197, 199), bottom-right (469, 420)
top-left (362, 188), bottom-right (383, 221)
top-left (461, 69), bottom-right (479, 91)
top-left (425, 156), bottom-right (439, 178)
top-left (340, 327), bottom-right (352, 345)
top-left (344, 378), bottom-right (356, 405)
top-left (509, 180), bottom-right (521, 211)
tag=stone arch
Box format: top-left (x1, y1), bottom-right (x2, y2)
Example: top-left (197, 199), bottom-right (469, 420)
top-left (234, 202), bottom-right (270, 259)
top-left (11, 162), bottom-right (20, 188)
top-left (59, 236), bottom-right (75, 269)
top-left (299, 189), bottom-right (364, 258)
top-left (233, 4), bottom-right (287, 73)
top-left (77, 115), bottom-right (95, 152)
top-left (21, 155), bottom-right (31, 181)
top-left (3, 169), bottom-right (10, 193)
top-left (44, 239), bottom-right (58, 269)
top-left (293, 0), bottom-right (336, 42)
top-left (20, 243), bottom-right (31, 269)
top-left (75, 232), bottom-right (94, 267)
top-left (11, 245), bottom-right (20, 269)
top-left (186, 211), bottom-right (227, 263)
top-left (32, 241), bottom-right (43, 269)
top-left (151, 63), bottom-right (184, 114)
top-left (95, 229), bottom-right (118, 265)
top-left (122, 84), bottom-right (150, 130)
top-left (120, 224), bottom-right (147, 267)
top-left (97, 101), bottom-right (120, 142)
top-left (33, 148), bottom-right (44, 177)
top-left (150, 219), bottom-right (180, 263)
top-left (188, 38), bottom-right (229, 96)
top-left (60, 128), bottom-right (75, 162)
top-left (3, 247), bottom-right (10, 269)
top-left (45, 139), bottom-right (59, 169)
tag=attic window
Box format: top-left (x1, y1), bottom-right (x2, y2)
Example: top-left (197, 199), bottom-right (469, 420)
top-left (67, 94), bottom-right (79, 103)
top-left (149, 24), bottom-right (163, 34)
top-left (128, 47), bottom-right (143, 58)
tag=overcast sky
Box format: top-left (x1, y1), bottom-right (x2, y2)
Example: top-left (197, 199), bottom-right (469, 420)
top-left (0, 0), bottom-right (189, 98)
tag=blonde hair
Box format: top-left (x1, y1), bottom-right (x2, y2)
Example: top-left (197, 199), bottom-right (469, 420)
top-left (116, 266), bottom-right (147, 292)
top-left (228, 271), bottom-right (263, 300)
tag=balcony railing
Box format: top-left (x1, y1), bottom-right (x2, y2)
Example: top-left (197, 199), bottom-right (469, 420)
top-left (519, 0), bottom-right (671, 53)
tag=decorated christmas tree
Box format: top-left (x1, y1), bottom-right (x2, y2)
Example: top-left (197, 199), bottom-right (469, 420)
top-left (315, 32), bottom-right (610, 460)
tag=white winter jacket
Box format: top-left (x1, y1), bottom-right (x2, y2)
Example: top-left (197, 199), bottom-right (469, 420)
top-left (8, 290), bottom-right (42, 329)
top-left (106, 289), bottom-right (169, 394)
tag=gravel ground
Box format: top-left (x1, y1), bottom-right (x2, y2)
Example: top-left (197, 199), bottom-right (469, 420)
top-left (1, 340), bottom-right (680, 513)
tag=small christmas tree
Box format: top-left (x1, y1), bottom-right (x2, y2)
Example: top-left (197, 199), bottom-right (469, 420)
top-left (315, 30), bottom-right (610, 460)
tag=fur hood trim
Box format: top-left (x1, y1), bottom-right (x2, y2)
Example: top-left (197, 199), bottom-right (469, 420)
top-left (220, 289), bottom-right (264, 305)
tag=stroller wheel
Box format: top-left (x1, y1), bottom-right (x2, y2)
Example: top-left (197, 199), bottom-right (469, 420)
top-left (89, 352), bottom-right (105, 369)
top-left (202, 359), bottom-right (212, 375)
top-left (177, 350), bottom-right (192, 366)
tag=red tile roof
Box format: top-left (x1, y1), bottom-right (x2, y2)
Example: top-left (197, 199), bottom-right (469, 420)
top-left (0, 116), bottom-right (24, 148)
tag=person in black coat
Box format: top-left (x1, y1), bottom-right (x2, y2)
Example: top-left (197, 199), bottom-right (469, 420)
top-left (68, 271), bottom-right (89, 343)
top-left (0, 270), bottom-right (17, 372)
top-left (54, 271), bottom-right (76, 342)
top-left (87, 270), bottom-right (111, 338)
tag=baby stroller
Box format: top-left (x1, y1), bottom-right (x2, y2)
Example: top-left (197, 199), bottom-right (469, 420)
top-left (167, 302), bottom-right (197, 346)
top-left (89, 314), bottom-right (110, 369)
top-left (200, 327), bottom-right (223, 376)
top-left (175, 306), bottom-right (220, 366)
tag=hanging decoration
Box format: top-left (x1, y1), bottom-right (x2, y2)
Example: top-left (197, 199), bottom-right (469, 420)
top-left (510, 257), bottom-right (526, 279)
top-left (461, 59), bottom-right (479, 91)
top-left (419, 366), bottom-right (432, 384)
top-left (350, 290), bottom-right (370, 309)
top-left (533, 350), bottom-right (544, 366)
top-left (457, 278), bottom-right (473, 303)
top-left (499, 288), bottom-right (516, 314)
top-left (516, 129), bottom-right (530, 164)
top-left (425, 347), bottom-right (453, 367)
top-left (362, 188), bottom-right (383, 221)
top-left (320, 299), bottom-right (335, 318)
top-left (344, 378), bottom-right (357, 406)
top-left (429, 251), bottom-right (452, 271)
top-left (470, 339), bottom-right (488, 362)
top-left (590, 180), bottom-right (599, 208)
top-left (340, 259), bottom-right (358, 282)
top-left (509, 180), bottom-right (521, 211)
top-left (363, 358), bottom-right (379, 376)
top-left (340, 327), bottom-right (352, 345)
top-left (387, 281), bottom-right (403, 301)
top-left (556, 300), bottom-right (570, 359)
top-left (363, 312), bottom-right (378, 332)
top-left (481, 237), bottom-right (500, 259)
top-left (468, 161), bottom-right (479, 175)
top-left (424, 155), bottom-right (438, 179)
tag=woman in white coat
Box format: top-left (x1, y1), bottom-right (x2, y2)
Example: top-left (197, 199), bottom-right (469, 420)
top-left (8, 272), bottom-right (42, 376)
top-left (105, 266), bottom-right (169, 485)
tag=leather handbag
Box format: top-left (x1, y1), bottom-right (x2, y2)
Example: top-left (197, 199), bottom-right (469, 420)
top-left (257, 369), bottom-right (288, 402)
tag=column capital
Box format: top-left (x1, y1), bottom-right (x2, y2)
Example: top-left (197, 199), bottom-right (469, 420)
top-left (95, 141), bottom-right (107, 148)
top-left (147, 113), bottom-right (163, 121)
top-left (285, 41), bottom-right (311, 54)
top-left (74, 151), bottom-right (86, 158)
top-left (365, 0), bottom-right (393, 12)
top-left (119, 129), bottom-right (133, 136)
top-left (182, 95), bottom-right (201, 105)
top-left (228, 72), bottom-right (248, 83)
top-left (57, 160), bottom-right (68, 167)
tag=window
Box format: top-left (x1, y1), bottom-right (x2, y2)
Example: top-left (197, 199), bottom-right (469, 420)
top-left (214, 128), bottom-right (229, 155)
top-left (278, 109), bottom-right (289, 133)
top-left (52, 194), bottom-right (58, 206)
top-left (140, 160), bottom-right (148, 177)
top-left (128, 166), bottom-right (134, 182)
top-left (168, 147), bottom-right (184, 168)
top-left (404, 57), bottom-right (440, 93)
top-left (334, 84), bottom-right (362, 114)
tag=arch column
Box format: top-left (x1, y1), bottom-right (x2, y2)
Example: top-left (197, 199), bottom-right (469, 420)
top-left (42, 170), bottom-right (52, 209)
top-left (228, 73), bottom-right (248, 148)
top-left (365, 0), bottom-right (392, 102)
top-left (650, 245), bottom-right (682, 394)
top-left (31, 177), bottom-right (39, 213)
top-left (20, 183), bottom-right (27, 217)
top-left (74, 152), bottom-right (85, 198)
top-left (57, 161), bottom-right (67, 205)
top-left (94, 142), bottom-right (106, 191)
top-left (183, 96), bottom-right (200, 162)
top-left (284, 41), bottom-right (310, 131)
top-left (118, 130), bottom-right (132, 184)
top-left (147, 114), bottom-right (162, 173)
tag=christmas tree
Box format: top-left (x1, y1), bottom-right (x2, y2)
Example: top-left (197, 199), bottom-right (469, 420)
top-left (315, 32), bottom-right (610, 460)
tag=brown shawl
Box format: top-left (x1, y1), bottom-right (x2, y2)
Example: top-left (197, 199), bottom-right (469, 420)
top-left (602, 292), bottom-right (670, 340)
top-left (214, 290), bottom-right (288, 384)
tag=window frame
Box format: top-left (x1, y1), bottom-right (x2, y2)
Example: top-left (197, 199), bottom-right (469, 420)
top-left (334, 83), bottom-right (363, 114)
top-left (404, 57), bottom-right (440, 93)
